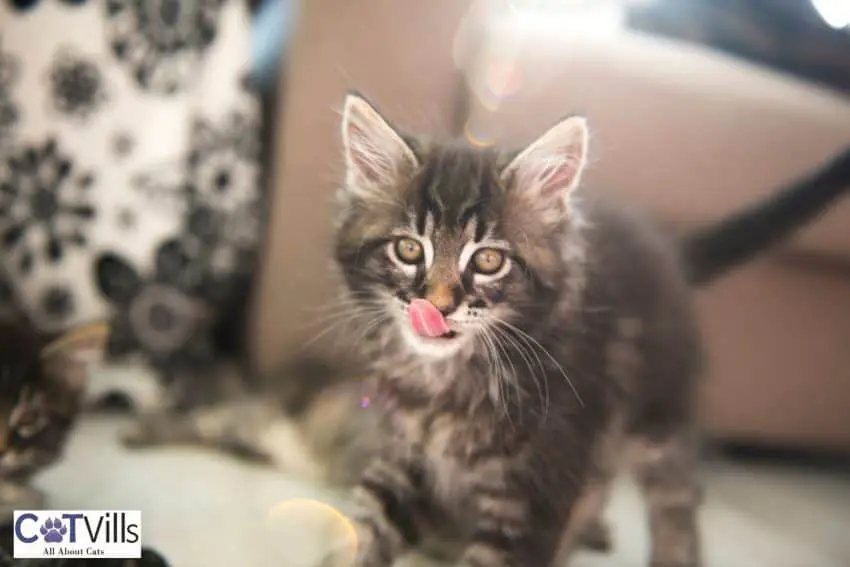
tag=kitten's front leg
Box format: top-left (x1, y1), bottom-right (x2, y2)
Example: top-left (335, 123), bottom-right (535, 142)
top-left (459, 470), bottom-right (564, 567)
top-left (351, 457), bottom-right (427, 567)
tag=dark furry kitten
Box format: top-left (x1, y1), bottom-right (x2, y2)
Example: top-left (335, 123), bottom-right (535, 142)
top-left (121, 93), bottom-right (850, 566)
top-left (0, 321), bottom-right (109, 522)
top-left (329, 94), bottom-right (850, 567)
top-left (333, 95), bottom-right (703, 567)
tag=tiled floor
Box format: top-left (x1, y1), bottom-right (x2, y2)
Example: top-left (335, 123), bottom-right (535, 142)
top-left (35, 417), bottom-right (850, 567)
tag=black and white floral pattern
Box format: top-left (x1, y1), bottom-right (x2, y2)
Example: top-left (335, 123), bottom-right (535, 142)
top-left (131, 108), bottom-right (264, 283)
top-left (105, 0), bottom-right (224, 94)
top-left (0, 0), bottom-right (262, 411)
top-left (0, 139), bottom-right (96, 274)
top-left (187, 112), bottom-right (260, 212)
top-left (48, 49), bottom-right (107, 119)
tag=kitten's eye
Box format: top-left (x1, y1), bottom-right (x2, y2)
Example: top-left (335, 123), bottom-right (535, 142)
top-left (394, 237), bottom-right (424, 265)
top-left (472, 248), bottom-right (506, 275)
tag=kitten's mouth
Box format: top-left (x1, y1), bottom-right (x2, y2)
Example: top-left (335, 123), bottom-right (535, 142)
top-left (432, 330), bottom-right (458, 340)
top-left (408, 299), bottom-right (457, 340)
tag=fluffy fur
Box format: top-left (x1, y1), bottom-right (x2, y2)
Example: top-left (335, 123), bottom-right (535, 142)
top-left (331, 94), bottom-right (704, 567)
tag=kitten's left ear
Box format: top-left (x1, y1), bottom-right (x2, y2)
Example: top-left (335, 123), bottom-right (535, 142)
top-left (341, 93), bottom-right (419, 197)
top-left (41, 321), bottom-right (110, 392)
top-left (501, 116), bottom-right (589, 208)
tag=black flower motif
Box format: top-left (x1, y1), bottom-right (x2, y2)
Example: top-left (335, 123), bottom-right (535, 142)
top-left (0, 139), bottom-right (96, 274)
top-left (48, 50), bottom-right (107, 119)
top-left (39, 284), bottom-right (75, 325)
top-left (0, 43), bottom-right (21, 149)
top-left (95, 239), bottom-right (216, 376)
top-left (129, 109), bottom-right (265, 286)
top-left (186, 112), bottom-right (261, 212)
top-left (105, 0), bottom-right (224, 93)
top-left (179, 201), bottom-right (258, 292)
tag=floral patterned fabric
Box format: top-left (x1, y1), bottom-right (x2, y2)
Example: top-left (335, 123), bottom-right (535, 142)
top-left (0, 0), bottom-right (264, 406)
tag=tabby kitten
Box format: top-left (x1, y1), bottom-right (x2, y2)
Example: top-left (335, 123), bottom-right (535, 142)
top-left (334, 94), bottom-right (706, 567)
top-left (0, 321), bottom-right (110, 522)
top-left (119, 92), bottom-right (850, 566)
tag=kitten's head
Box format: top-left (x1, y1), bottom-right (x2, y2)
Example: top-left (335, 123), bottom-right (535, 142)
top-left (334, 93), bottom-right (589, 361)
top-left (0, 321), bottom-right (109, 478)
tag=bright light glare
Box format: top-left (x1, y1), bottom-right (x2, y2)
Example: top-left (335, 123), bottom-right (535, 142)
top-left (811, 0), bottom-right (850, 29)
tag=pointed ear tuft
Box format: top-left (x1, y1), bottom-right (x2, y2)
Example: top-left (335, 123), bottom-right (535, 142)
top-left (41, 321), bottom-right (110, 392)
top-left (341, 94), bottom-right (419, 196)
top-left (501, 116), bottom-right (589, 208)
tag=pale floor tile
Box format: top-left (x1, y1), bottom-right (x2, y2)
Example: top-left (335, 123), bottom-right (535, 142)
top-left (35, 417), bottom-right (850, 567)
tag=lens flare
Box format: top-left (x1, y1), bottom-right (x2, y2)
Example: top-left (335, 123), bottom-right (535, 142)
top-left (265, 499), bottom-right (358, 567)
top-left (464, 121), bottom-right (495, 149)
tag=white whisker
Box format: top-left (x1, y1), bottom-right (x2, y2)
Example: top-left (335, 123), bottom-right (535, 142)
top-left (478, 328), bottom-right (514, 430)
top-left (489, 323), bottom-right (550, 423)
top-left (493, 318), bottom-right (584, 408)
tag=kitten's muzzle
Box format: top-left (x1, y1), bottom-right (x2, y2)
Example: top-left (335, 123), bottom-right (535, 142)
top-left (409, 298), bottom-right (455, 338)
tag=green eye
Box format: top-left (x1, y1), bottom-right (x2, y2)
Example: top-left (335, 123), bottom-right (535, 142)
top-left (394, 237), bottom-right (424, 264)
top-left (472, 248), bottom-right (506, 275)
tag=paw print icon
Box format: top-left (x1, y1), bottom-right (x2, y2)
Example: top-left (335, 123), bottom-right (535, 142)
top-left (40, 517), bottom-right (67, 543)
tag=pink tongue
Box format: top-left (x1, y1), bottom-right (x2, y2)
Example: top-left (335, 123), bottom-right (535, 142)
top-left (408, 298), bottom-right (451, 338)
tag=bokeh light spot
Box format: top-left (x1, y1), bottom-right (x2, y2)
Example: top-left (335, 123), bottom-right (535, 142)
top-left (265, 499), bottom-right (358, 567)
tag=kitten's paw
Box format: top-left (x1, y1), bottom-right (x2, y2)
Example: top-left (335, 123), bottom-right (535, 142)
top-left (578, 518), bottom-right (614, 553)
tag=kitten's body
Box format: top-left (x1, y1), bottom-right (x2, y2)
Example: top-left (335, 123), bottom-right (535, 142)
top-left (331, 100), bottom-right (850, 567)
top-left (329, 134), bottom-right (704, 566)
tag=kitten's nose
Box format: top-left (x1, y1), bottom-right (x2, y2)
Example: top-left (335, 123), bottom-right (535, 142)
top-left (425, 281), bottom-right (460, 315)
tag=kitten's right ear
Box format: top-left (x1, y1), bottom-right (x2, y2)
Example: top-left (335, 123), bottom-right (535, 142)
top-left (341, 93), bottom-right (419, 197)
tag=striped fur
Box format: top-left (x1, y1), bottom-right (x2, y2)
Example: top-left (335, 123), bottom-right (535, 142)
top-left (335, 95), bottom-right (703, 567)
